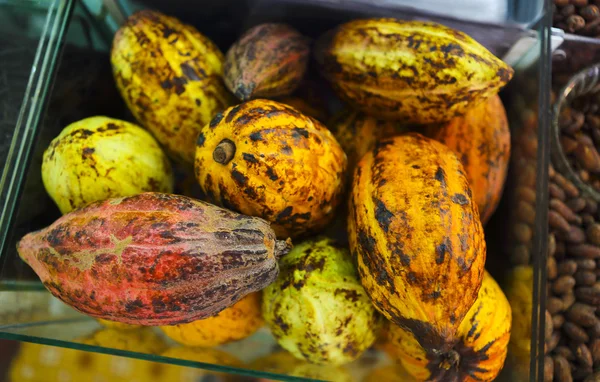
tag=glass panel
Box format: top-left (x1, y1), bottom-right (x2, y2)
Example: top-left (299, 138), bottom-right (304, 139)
top-left (0, 0), bottom-right (552, 380)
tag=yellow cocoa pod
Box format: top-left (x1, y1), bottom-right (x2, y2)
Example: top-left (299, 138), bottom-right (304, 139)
top-left (111, 10), bottom-right (234, 165)
top-left (160, 292), bottom-right (263, 347)
top-left (160, 346), bottom-right (243, 381)
top-left (315, 19), bottom-right (513, 123)
top-left (425, 94), bottom-right (510, 224)
top-left (348, 133), bottom-right (486, 346)
top-left (250, 351), bottom-right (354, 382)
top-left (329, 110), bottom-right (409, 179)
top-left (195, 99), bottom-right (347, 238)
top-left (364, 364), bottom-right (416, 382)
top-left (384, 271), bottom-right (511, 381)
top-left (505, 265), bottom-right (533, 378)
top-left (42, 116), bottom-right (173, 214)
top-left (224, 23), bottom-right (309, 100)
top-left (97, 318), bottom-right (142, 331)
top-left (78, 328), bottom-right (167, 354)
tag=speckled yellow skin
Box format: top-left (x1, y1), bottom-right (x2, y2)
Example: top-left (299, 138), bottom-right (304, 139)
top-left (385, 271), bottom-right (511, 381)
top-left (262, 237), bottom-right (380, 366)
top-left (97, 318), bottom-right (142, 331)
top-left (42, 116), bottom-right (173, 214)
top-left (79, 328), bottom-right (167, 354)
top-left (329, 109), bottom-right (409, 179)
top-left (111, 10), bottom-right (234, 165)
top-left (250, 352), bottom-right (354, 381)
top-left (315, 19), bottom-right (513, 123)
top-left (195, 99), bottom-right (347, 239)
top-left (348, 133), bottom-right (486, 350)
top-left (160, 292), bottom-right (263, 347)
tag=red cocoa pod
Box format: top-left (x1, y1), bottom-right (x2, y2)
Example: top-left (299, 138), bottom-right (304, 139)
top-left (224, 23), bottom-right (310, 100)
top-left (16, 193), bottom-right (292, 326)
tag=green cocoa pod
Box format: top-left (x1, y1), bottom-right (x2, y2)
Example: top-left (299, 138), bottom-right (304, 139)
top-left (262, 237), bottom-right (380, 366)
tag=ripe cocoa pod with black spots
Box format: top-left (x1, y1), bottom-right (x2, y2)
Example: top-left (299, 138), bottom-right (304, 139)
top-left (224, 23), bottom-right (310, 101)
top-left (195, 99), bottom-right (347, 239)
top-left (348, 133), bottom-right (486, 348)
top-left (17, 193), bottom-right (292, 326)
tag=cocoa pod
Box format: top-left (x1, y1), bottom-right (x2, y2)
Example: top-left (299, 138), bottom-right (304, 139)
top-left (567, 303), bottom-right (597, 327)
top-left (548, 297), bottom-right (564, 314)
top-left (575, 270), bottom-right (596, 286)
top-left (551, 199), bottom-right (579, 222)
top-left (558, 260), bottom-right (579, 275)
top-left (563, 322), bottom-right (590, 343)
top-left (586, 223), bottom-right (600, 245)
top-left (567, 198), bottom-right (587, 213)
top-left (544, 356), bottom-right (554, 382)
top-left (575, 285), bottom-right (600, 305)
top-left (590, 338), bottom-right (600, 365)
top-left (568, 244), bottom-right (600, 258)
top-left (554, 275), bottom-right (577, 294)
top-left (553, 314), bottom-right (566, 329)
top-left (224, 23), bottom-right (310, 100)
top-left (573, 343), bottom-right (593, 369)
top-left (16, 193), bottom-right (292, 325)
top-left (554, 355), bottom-right (572, 382)
top-left (550, 210), bottom-right (572, 233)
top-left (550, 183), bottom-right (567, 201)
top-left (549, 256), bottom-right (558, 280)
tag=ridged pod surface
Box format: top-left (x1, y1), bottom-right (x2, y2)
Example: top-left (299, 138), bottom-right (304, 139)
top-left (195, 99), bottom-right (347, 239)
top-left (384, 271), bottom-right (511, 381)
top-left (425, 95), bottom-right (510, 224)
top-left (160, 291), bottom-right (263, 347)
top-left (348, 133), bottom-right (486, 349)
top-left (224, 23), bottom-right (310, 101)
top-left (42, 116), bottom-right (173, 214)
top-left (262, 237), bottom-right (380, 365)
top-left (111, 10), bottom-right (234, 165)
top-left (315, 19), bottom-right (514, 123)
top-left (329, 110), bottom-right (409, 179)
top-left (17, 193), bottom-right (291, 326)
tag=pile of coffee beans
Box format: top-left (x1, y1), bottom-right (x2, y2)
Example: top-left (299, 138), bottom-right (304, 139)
top-left (545, 164), bottom-right (600, 382)
top-left (554, 0), bottom-right (600, 36)
top-left (557, 91), bottom-right (600, 194)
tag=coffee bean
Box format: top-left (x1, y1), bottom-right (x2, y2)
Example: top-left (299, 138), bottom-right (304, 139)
top-left (546, 310), bottom-right (554, 341)
top-left (551, 199), bottom-right (580, 222)
top-left (564, 321), bottom-right (590, 342)
top-left (559, 225), bottom-right (587, 243)
top-left (575, 270), bottom-right (596, 285)
top-left (563, 3), bottom-right (578, 15)
top-left (555, 275), bottom-right (577, 294)
top-left (572, 0), bottom-right (589, 7)
top-left (580, 169), bottom-right (591, 182)
top-left (554, 355), bottom-right (573, 382)
top-left (586, 223), bottom-right (600, 245)
top-left (514, 223), bottom-right (533, 243)
top-left (559, 260), bottom-right (579, 275)
top-left (557, 345), bottom-right (576, 360)
top-left (551, 183), bottom-right (567, 201)
top-left (551, 210), bottom-right (573, 233)
top-left (516, 186), bottom-right (536, 204)
top-left (574, 343), bottom-right (594, 368)
top-left (550, 234), bottom-right (558, 257)
top-left (554, 314), bottom-right (566, 329)
top-left (567, 303), bottom-right (597, 326)
top-left (583, 371), bottom-right (600, 382)
top-left (572, 366), bottom-right (593, 380)
top-left (575, 142), bottom-right (600, 172)
top-left (575, 258), bottom-right (597, 270)
top-left (511, 245), bottom-right (530, 265)
top-left (581, 4), bottom-right (600, 19)
top-left (545, 355), bottom-right (554, 382)
top-left (517, 201), bottom-right (536, 225)
top-left (556, 173), bottom-right (581, 198)
top-left (549, 331), bottom-right (562, 352)
top-left (590, 321), bottom-right (600, 338)
top-left (561, 135), bottom-right (579, 154)
top-left (567, 197), bottom-right (587, 213)
top-left (568, 244), bottom-right (600, 258)
top-left (555, 0), bottom-right (570, 6)
top-left (549, 256), bottom-right (559, 280)
top-left (564, 292), bottom-right (577, 310)
top-left (585, 199), bottom-right (598, 214)
top-left (558, 241), bottom-right (567, 258)
top-left (575, 285), bottom-right (600, 304)
top-left (582, 214), bottom-right (596, 226)
top-left (590, 338), bottom-right (600, 365)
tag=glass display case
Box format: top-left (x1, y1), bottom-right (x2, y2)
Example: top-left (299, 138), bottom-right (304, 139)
top-left (0, 0), bottom-right (553, 380)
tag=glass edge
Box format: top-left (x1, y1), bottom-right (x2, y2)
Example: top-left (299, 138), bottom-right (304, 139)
top-left (0, 332), bottom-right (321, 382)
top-left (0, 0), bottom-right (75, 259)
top-left (529, 0), bottom-right (552, 381)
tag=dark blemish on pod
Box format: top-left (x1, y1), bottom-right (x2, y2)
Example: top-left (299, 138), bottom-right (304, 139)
top-left (374, 198), bottom-right (394, 233)
top-left (124, 298), bottom-right (144, 313)
top-left (242, 153), bottom-right (258, 164)
top-left (180, 63), bottom-right (202, 81)
top-left (274, 314), bottom-right (290, 334)
top-left (82, 147), bottom-right (95, 159)
top-left (162, 26), bottom-right (176, 38)
top-left (429, 290), bottom-right (442, 299)
top-left (196, 132), bottom-right (205, 147)
top-left (249, 131), bottom-right (263, 141)
top-left (235, 114), bottom-right (253, 127)
top-left (293, 128), bottom-right (309, 139)
top-left (195, 99), bottom-right (201, 106)
top-left (412, 165), bottom-right (420, 169)
top-left (281, 145), bottom-right (292, 155)
top-left (244, 187), bottom-right (258, 199)
top-left (358, 230), bottom-right (376, 255)
top-left (451, 193), bottom-right (468, 205)
top-left (266, 167), bottom-right (278, 181)
top-left (436, 242), bottom-right (448, 264)
top-left (210, 112), bottom-right (224, 128)
top-left (435, 167), bottom-right (446, 184)
top-left (277, 206), bottom-right (293, 221)
top-left (226, 105), bottom-right (243, 123)
top-left (231, 169), bottom-right (248, 186)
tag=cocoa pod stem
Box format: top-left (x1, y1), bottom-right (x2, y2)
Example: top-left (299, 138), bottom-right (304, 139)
top-left (213, 139), bottom-right (236, 164)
